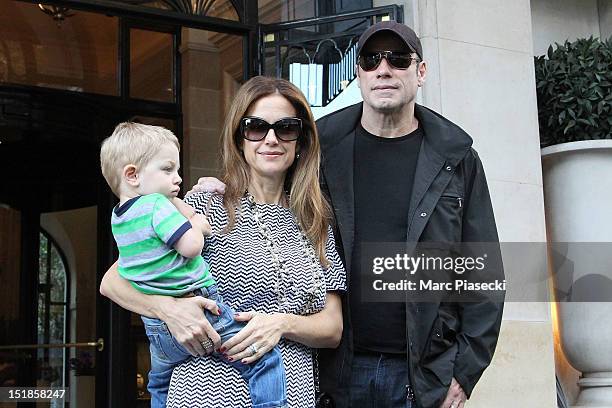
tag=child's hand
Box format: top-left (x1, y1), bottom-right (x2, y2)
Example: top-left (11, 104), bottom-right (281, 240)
top-left (191, 213), bottom-right (212, 237)
top-left (171, 197), bottom-right (211, 236)
top-left (172, 197), bottom-right (197, 219)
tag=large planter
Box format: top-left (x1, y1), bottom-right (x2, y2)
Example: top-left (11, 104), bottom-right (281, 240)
top-left (541, 140), bottom-right (612, 407)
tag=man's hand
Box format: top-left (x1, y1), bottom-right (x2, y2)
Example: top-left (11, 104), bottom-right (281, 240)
top-left (186, 177), bottom-right (226, 196)
top-left (438, 377), bottom-right (467, 408)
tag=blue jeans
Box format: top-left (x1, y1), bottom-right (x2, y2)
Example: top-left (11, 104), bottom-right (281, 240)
top-left (142, 285), bottom-right (287, 408)
top-left (349, 352), bottom-right (414, 408)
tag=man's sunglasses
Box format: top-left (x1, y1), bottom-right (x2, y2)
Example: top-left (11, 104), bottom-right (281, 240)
top-left (358, 51), bottom-right (420, 71)
top-left (240, 116), bottom-right (302, 142)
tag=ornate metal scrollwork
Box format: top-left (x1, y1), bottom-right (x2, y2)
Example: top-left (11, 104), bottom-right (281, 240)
top-left (156, 0), bottom-right (240, 16)
top-left (282, 37), bottom-right (359, 107)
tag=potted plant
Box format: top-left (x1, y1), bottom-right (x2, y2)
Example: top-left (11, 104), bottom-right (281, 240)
top-left (535, 36), bottom-right (612, 408)
top-left (535, 36), bottom-right (611, 148)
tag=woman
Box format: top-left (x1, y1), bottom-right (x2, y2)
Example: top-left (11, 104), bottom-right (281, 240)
top-left (100, 76), bottom-right (346, 407)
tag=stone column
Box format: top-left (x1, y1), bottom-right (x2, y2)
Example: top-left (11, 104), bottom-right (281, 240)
top-left (416, 1), bottom-right (557, 406)
top-left (599, 0), bottom-right (612, 40)
top-left (531, 0), bottom-right (602, 56)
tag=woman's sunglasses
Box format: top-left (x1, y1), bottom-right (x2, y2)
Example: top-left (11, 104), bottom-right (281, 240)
top-left (358, 51), bottom-right (420, 71)
top-left (240, 116), bottom-right (302, 142)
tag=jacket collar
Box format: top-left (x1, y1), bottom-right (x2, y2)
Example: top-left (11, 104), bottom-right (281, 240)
top-left (413, 104), bottom-right (473, 166)
top-left (318, 102), bottom-right (474, 269)
top-left (320, 102), bottom-right (473, 166)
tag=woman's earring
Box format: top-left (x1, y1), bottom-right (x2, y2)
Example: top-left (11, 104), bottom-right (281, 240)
top-left (296, 153), bottom-right (301, 159)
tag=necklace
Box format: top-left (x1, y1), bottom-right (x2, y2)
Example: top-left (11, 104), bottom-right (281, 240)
top-left (246, 193), bottom-right (323, 312)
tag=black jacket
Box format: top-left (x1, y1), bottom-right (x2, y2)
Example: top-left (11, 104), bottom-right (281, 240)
top-left (316, 102), bottom-right (505, 408)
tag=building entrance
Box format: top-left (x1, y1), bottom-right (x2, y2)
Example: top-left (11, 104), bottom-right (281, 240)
top-left (0, 1), bottom-right (403, 406)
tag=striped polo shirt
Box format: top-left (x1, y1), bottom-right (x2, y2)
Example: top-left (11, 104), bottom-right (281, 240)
top-left (111, 193), bottom-right (214, 296)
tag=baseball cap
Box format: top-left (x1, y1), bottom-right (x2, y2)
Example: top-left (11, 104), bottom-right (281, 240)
top-left (357, 20), bottom-right (423, 61)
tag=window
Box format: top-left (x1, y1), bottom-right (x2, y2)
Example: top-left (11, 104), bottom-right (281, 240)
top-left (38, 230), bottom-right (69, 390)
top-left (0, 1), bottom-right (118, 94)
top-left (130, 28), bottom-right (174, 102)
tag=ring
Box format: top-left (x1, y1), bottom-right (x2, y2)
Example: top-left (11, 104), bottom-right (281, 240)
top-left (248, 343), bottom-right (258, 356)
top-left (200, 337), bottom-right (213, 350)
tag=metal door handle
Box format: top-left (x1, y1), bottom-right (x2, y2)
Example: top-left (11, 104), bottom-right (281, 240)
top-left (0, 338), bottom-right (104, 351)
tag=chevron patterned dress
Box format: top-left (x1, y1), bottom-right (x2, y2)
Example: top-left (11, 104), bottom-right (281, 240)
top-left (166, 192), bottom-right (346, 407)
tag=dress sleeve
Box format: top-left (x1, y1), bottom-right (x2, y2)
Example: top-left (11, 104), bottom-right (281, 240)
top-left (183, 191), bottom-right (211, 214)
top-left (184, 192), bottom-right (226, 234)
top-left (323, 225), bottom-right (346, 292)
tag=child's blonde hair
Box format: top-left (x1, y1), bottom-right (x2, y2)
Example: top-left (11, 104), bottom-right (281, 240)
top-left (100, 122), bottom-right (179, 196)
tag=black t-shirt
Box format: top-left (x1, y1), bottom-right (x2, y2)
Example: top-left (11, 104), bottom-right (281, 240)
top-left (350, 122), bottom-right (423, 354)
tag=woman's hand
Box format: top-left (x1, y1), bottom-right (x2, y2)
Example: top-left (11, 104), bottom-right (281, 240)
top-left (99, 262), bottom-right (222, 356)
top-left (186, 177), bottom-right (226, 196)
top-left (220, 312), bottom-right (288, 364)
top-left (159, 296), bottom-right (223, 356)
top-left (219, 293), bottom-right (343, 363)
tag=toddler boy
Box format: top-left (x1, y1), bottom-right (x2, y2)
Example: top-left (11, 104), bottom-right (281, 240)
top-left (100, 122), bottom-right (287, 408)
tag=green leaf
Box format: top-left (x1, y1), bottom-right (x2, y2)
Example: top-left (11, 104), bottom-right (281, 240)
top-left (535, 36), bottom-right (612, 145)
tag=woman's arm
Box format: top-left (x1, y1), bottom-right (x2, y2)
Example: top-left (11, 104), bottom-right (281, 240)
top-left (222, 292), bottom-right (343, 364)
top-left (99, 262), bottom-right (222, 356)
top-left (283, 292), bottom-right (342, 348)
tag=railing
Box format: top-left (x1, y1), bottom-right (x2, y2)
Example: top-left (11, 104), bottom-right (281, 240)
top-left (260, 5), bottom-right (404, 107)
top-left (287, 39), bottom-right (358, 106)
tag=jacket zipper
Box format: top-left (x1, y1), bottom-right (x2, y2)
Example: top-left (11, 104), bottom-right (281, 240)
top-left (458, 197), bottom-right (463, 208)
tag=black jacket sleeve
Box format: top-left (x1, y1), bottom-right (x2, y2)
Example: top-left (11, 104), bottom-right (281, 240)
top-left (453, 149), bottom-right (505, 397)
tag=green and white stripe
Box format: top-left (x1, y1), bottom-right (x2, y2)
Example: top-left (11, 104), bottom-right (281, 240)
top-left (111, 193), bottom-right (214, 296)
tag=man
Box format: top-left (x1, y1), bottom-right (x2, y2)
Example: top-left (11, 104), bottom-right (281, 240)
top-left (191, 21), bottom-right (504, 408)
top-left (314, 21), bottom-right (504, 408)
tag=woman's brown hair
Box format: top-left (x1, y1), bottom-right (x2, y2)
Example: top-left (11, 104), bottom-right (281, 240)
top-left (220, 76), bottom-right (331, 265)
